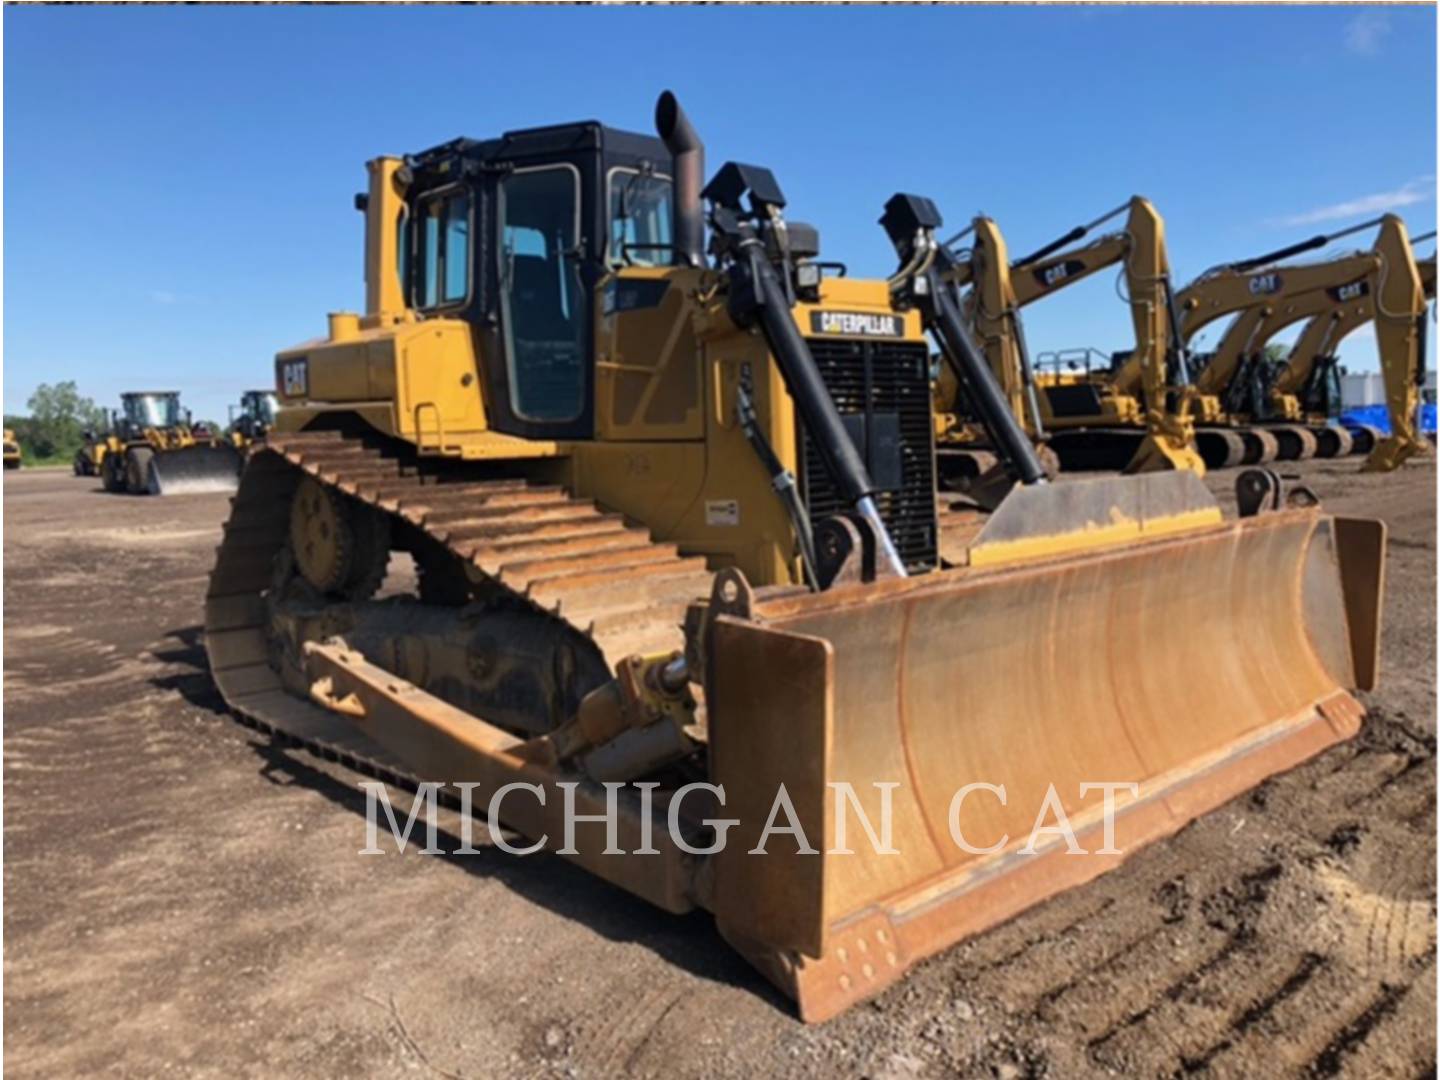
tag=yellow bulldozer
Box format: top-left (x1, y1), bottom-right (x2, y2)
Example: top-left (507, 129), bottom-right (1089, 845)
top-left (3, 429), bottom-right (21, 470)
top-left (83, 391), bottom-right (242, 494)
top-left (205, 93), bottom-right (1387, 1021)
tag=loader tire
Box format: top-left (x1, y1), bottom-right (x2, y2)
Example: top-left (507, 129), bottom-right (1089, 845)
top-left (102, 454), bottom-right (126, 493)
top-left (1238, 429), bottom-right (1280, 465)
top-left (126, 448), bottom-right (155, 495)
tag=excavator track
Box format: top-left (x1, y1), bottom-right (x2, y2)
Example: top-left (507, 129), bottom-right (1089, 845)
top-left (205, 429), bottom-right (716, 782)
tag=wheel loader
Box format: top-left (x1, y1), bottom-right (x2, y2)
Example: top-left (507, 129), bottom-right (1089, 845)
top-left (3, 430), bottom-right (21, 470)
top-left (228, 389), bottom-right (280, 452)
top-left (74, 426), bottom-right (107, 476)
top-left (92, 391), bottom-right (243, 494)
top-left (206, 92), bottom-right (1387, 1022)
top-left (1173, 217), bottom-right (1428, 465)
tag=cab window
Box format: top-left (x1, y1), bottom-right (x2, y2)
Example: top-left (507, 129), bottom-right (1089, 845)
top-left (415, 191), bottom-right (470, 308)
top-left (607, 169), bottom-right (673, 268)
top-left (499, 165), bottom-right (586, 422)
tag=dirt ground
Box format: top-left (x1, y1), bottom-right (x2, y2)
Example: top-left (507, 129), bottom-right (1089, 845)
top-left (4, 458), bottom-right (1435, 1079)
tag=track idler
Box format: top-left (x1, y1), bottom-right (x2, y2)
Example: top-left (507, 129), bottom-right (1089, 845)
top-left (1194, 428), bottom-right (1246, 470)
top-left (1311, 425), bottom-right (1354, 458)
top-left (1264, 425), bottom-right (1319, 461)
top-left (1346, 424), bottom-right (1383, 456)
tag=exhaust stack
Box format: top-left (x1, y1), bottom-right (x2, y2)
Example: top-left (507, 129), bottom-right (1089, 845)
top-left (655, 91), bottom-right (705, 268)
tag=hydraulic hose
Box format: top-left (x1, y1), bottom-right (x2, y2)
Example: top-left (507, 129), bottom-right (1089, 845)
top-left (927, 268), bottom-right (1049, 486)
top-left (735, 384), bottom-right (820, 589)
top-left (728, 231), bottom-right (909, 579)
top-left (1010, 201), bottom-right (1129, 269)
top-left (1229, 216), bottom-right (1384, 274)
top-left (1010, 312), bottom-right (1046, 437)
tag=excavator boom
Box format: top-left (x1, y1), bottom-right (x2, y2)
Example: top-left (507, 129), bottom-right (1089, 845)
top-left (942, 197), bottom-right (1203, 476)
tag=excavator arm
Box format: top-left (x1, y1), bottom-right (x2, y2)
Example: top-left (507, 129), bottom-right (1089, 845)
top-left (952, 197), bottom-right (1200, 473)
top-left (1363, 223), bottom-right (1429, 470)
top-left (942, 202), bottom-right (1142, 424)
top-left (1242, 223), bottom-right (1429, 470)
top-left (962, 216), bottom-right (1045, 435)
top-left (1183, 251), bottom-right (1381, 400)
top-left (1011, 232), bottom-right (1132, 306)
top-left (1281, 251), bottom-right (1435, 402)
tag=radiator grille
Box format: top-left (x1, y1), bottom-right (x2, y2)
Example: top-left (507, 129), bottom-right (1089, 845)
top-left (798, 337), bottom-right (938, 572)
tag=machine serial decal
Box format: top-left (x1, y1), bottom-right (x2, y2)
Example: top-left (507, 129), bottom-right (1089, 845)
top-left (603, 279), bottom-right (671, 316)
top-left (705, 499), bottom-right (740, 527)
top-left (810, 311), bottom-right (905, 338)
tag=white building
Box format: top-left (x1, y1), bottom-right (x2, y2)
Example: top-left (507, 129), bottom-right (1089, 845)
top-left (1341, 370), bottom-right (1437, 408)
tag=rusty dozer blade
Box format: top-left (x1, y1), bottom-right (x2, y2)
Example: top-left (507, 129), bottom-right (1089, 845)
top-left (704, 473), bottom-right (1384, 1022)
top-left (148, 444), bottom-right (243, 495)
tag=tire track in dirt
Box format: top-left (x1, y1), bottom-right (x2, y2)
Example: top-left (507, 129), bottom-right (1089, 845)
top-left (4, 447), bottom-right (1434, 1079)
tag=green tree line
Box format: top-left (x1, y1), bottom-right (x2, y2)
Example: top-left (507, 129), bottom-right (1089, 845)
top-left (4, 382), bottom-right (108, 464)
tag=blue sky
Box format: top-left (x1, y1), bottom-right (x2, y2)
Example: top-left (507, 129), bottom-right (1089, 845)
top-left (4, 4), bottom-right (1435, 421)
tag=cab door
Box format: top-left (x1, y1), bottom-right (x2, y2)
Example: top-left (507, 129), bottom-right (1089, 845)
top-left (496, 164), bottom-right (593, 438)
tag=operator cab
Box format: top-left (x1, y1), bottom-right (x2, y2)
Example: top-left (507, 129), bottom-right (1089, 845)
top-left (396, 122), bottom-right (678, 440)
top-left (120, 392), bottom-right (183, 433)
top-left (243, 390), bottom-right (279, 426)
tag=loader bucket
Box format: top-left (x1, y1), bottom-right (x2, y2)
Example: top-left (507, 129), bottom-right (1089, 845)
top-left (148, 444), bottom-right (243, 495)
top-left (704, 475), bottom-right (1384, 1022)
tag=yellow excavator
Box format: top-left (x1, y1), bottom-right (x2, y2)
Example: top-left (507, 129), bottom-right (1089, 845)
top-left (1274, 248), bottom-right (1435, 438)
top-left (205, 93), bottom-right (1386, 1022)
top-left (1173, 217), bottom-right (1426, 463)
top-left (931, 197), bottom-right (1202, 487)
top-left (88, 391), bottom-right (243, 494)
top-left (1271, 245), bottom-right (1436, 470)
top-left (3, 430), bottom-right (20, 470)
top-left (945, 198), bottom-right (1256, 471)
